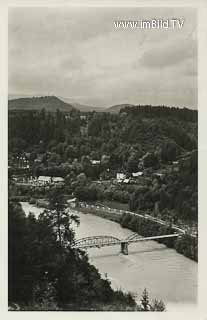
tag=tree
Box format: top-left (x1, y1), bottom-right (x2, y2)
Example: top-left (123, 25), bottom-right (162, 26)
top-left (41, 187), bottom-right (79, 248)
top-left (140, 288), bottom-right (150, 311)
top-left (77, 172), bottom-right (87, 186)
top-left (160, 141), bottom-right (179, 163)
top-left (127, 152), bottom-right (139, 173)
top-left (143, 152), bottom-right (159, 168)
top-left (151, 299), bottom-right (166, 311)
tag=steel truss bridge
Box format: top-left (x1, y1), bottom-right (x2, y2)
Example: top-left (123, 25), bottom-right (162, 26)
top-left (72, 233), bottom-right (180, 255)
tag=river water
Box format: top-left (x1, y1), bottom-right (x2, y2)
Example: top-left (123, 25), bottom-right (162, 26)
top-left (21, 202), bottom-right (197, 312)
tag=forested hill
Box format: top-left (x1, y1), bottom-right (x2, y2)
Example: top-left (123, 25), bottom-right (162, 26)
top-left (9, 104), bottom-right (197, 161)
top-left (108, 103), bottom-right (197, 119)
top-left (8, 96), bottom-right (75, 113)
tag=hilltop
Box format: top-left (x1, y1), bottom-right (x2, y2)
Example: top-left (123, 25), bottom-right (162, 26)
top-left (8, 95), bottom-right (105, 113)
top-left (8, 96), bottom-right (75, 113)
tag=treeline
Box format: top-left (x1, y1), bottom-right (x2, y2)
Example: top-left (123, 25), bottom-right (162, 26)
top-left (120, 212), bottom-right (198, 261)
top-left (120, 105), bottom-right (197, 123)
top-left (9, 105), bottom-right (197, 159)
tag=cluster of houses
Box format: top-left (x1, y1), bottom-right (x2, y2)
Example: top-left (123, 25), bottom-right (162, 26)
top-left (30, 176), bottom-right (65, 186)
top-left (36, 176), bottom-right (65, 186)
top-left (15, 175), bottom-right (65, 187)
top-left (9, 155), bottom-right (30, 170)
top-left (116, 172), bottom-right (144, 184)
top-left (115, 170), bottom-right (169, 184)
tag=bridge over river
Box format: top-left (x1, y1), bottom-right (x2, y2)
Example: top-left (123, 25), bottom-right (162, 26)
top-left (72, 233), bottom-right (180, 255)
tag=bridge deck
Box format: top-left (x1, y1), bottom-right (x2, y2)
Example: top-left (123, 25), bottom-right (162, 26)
top-left (73, 233), bottom-right (179, 249)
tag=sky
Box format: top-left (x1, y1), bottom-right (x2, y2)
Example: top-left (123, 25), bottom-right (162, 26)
top-left (9, 7), bottom-right (197, 109)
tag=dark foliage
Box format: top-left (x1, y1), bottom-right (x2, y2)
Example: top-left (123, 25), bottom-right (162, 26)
top-left (8, 197), bottom-right (137, 310)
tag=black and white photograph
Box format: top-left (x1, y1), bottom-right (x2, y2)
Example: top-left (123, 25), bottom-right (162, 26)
top-left (7, 4), bottom-right (199, 313)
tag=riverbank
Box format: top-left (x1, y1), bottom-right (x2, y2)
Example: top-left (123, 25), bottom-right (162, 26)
top-left (20, 201), bottom-right (197, 310)
top-left (76, 203), bottom-right (198, 262)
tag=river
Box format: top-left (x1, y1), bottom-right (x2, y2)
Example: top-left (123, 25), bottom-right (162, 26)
top-left (21, 202), bottom-right (197, 312)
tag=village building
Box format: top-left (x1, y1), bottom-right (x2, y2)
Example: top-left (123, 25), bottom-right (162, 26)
top-left (67, 198), bottom-right (77, 208)
top-left (153, 173), bottom-right (164, 178)
top-left (52, 177), bottom-right (65, 185)
top-left (37, 176), bottom-right (65, 186)
top-left (132, 171), bottom-right (143, 178)
top-left (80, 115), bottom-right (87, 120)
top-left (38, 176), bottom-right (52, 185)
top-left (91, 160), bottom-right (101, 165)
top-left (172, 161), bottom-right (179, 165)
top-left (80, 125), bottom-right (88, 136)
top-left (116, 173), bottom-right (126, 181)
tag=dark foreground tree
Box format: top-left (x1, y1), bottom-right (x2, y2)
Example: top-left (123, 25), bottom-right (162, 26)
top-left (41, 186), bottom-right (79, 247)
top-left (139, 288), bottom-right (166, 312)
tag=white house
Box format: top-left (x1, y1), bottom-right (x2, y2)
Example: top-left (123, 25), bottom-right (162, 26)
top-left (153, 173), bottom-right (164, 178)
top-left (38, 176), bottom-right (52, 185)
top-left (116, 173), bottom-right (126, 180)
top-left (52, 177), bottom-right (64, 184)
top-left (132, 172), bottom-right (143, 178)
top-left (91, 160), bottom-right (101, 165)
top-left (172, 161), bottom-right (179, 165)
top-left (67, 198), bottom-right (77, 208)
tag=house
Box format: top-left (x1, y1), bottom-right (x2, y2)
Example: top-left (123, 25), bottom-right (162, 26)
top-left (154, 173), bottom-right (163, 177)
top-left (91, 160), bottom-right (101, 165)
top-left (38, 176), bottom-right (52, 185)
top-left (172, 161), bottom-right (179, 165)
top-left (116, 173), bottom-right (126, 180)
top-left (52, 177), bottom-right (65, 185)
top-left (132, 171), bottom-right (143, 178)
top-left (153, 173), bottom-right (164, 180)
top-left (80, 126), bottom-right (88, 136)
top-left (123, 178), bottom-right (130, 184)
top-left (67, 198), bottom-right (77, 208)
top-left (34, 154), bottom-right (44, 163)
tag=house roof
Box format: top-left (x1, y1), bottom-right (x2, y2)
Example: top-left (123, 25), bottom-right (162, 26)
top-left (132, 172), bottom-right (143, 177)
top-left (153, 173), bottom-right (163, 177)
top-left (67, 198), bottom-right (77, 203)
top-left (38, 176), bottom-right (51, 182)
top-left (53, 177), bottom-right (64, 182)
top-left (91, 160), bottom-right (100, 165)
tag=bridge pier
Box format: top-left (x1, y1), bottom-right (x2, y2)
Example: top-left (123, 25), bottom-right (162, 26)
top-left (121, 242), bottom-right (128, 255)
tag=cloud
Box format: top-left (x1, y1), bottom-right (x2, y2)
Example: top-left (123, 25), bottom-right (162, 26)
top-left (9, 7), bottom-right (197, 109)
top-left (140, 38), bottom-right (197, 69)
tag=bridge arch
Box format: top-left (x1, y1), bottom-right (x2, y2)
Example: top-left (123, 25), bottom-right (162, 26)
top-left (126, 233), bottom-right (142, 241)
top-left (73, 235), bottom-right (121, 249)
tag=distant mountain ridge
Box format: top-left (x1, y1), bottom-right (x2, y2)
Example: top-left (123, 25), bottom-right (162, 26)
top-left (107, 104), bottom-right (136, 113)
top-left (58, 96), bottom-right (105, 112)
top-left (8, 96), bottom-right (75, 113)
top-left (8, 95), bottom-right (106, 113)
top-left (8, 96), bottom-right (195, 114)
